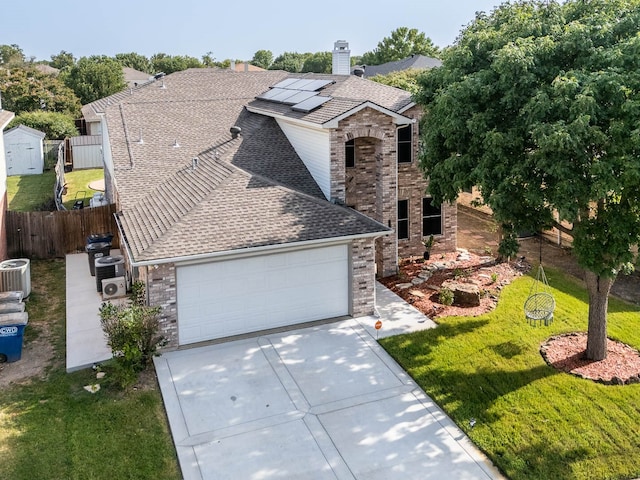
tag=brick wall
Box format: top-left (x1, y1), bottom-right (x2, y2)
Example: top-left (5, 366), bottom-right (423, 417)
top-left (332, 108), bottom-right (398, 277)
top-left (329, 105), bottom-right (457, 276)
top-left (145, 263), bottom-right (178, 348)
top-left (350, 238), bottom-right (376, 316)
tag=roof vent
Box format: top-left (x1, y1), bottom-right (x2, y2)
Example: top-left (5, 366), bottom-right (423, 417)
top-left (192, 157), bottom-right (199, 170)
top-left (154, 72), bottom-right (165, 80)
top-left (353, 66), bottom-right (365, 77)
top-left (172, 139), bottom-right (180, 148)
top-left (136, 128), bottom-right (144, 145)
top-left (230, 126), bottom-right (242, 139)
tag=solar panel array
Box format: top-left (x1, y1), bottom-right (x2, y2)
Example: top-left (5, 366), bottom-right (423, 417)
top-left (256, 78), bottom-right (334, 113)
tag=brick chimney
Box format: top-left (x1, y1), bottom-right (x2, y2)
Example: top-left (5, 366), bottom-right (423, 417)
top-left (332, 40), bottom-right (350, 75)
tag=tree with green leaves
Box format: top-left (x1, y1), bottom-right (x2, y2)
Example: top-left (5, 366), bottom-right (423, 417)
top-left (50, 50), bottom-right (75, 70)
top-left (8, 111), bottom-right (78, 139)
top-left (301, 52), bottom-right (332, 73)
top-left (369, 69), bottom-right (425, 94)
top-left (0, 66), bottom-right (81, 116)
top-left (417, 0), bottom-right (640, 361)
top-left (115, 52), bottom-right (152, 73)
top-left (269, 52), bottom-right (310, 72)
top-left (60, 56), bottom-right (126, 105)
top-left (361, 27), bottom-right (440, 66)
top-left (149, 53), bottom-right (202, 74)
top-left (251, 49), bottom-right (273, 70)
top-left (0, 44), bottom-right (25, 66)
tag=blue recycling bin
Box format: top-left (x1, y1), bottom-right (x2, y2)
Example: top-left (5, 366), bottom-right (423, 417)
top-left (0, 312), bottom-right (28, 363)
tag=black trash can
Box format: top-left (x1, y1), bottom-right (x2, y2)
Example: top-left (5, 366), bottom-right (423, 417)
top-left (86, 242), bottom-right (111, 276)
top-left (0, 312), bottom-right (28, 363)
top-left (86, 232), bottom-right (114, 244)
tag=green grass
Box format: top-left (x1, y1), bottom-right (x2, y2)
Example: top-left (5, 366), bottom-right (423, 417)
top-left (6, 168), bottom-right (104, 212)
top-left (6, 171), bottom-right (56, 211)
top-left (61, 168), bottom-right (104, 210)
top-left (380, 267), bottom-right (640, 480)
top-left (0, 260), bottom-right (180, 480)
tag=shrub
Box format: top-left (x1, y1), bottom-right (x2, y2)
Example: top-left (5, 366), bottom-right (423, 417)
top-left (439, 287), bottom-right (454, 306)
top-left (8, 110), bottom-right (78, 139)
top-left (99, 282), bottom-right (166, 388)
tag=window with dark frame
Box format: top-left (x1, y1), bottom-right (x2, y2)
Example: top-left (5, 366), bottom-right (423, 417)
top-left (397, 124), bottom-right (412, 163)
top-left (422, 197), bottom-right (442, 235)
top-left (345, 139), bottom-right (355, 168)
top-left (397, 200), bottom-right (409, 240)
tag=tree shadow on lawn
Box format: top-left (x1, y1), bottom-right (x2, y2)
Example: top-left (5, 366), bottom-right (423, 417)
top-left (496, 437), bottom-right (596, 480)
top-left (381, 317), bottom-right (491, 361)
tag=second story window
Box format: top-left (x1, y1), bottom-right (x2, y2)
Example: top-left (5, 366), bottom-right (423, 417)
top-left (345, 139), bottom-right (355, 168)
top-left (397, 124), bottom-right (412, 163)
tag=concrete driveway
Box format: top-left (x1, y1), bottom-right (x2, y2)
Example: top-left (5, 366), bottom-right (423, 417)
top-left (154, 319), bottom-right (503, 479)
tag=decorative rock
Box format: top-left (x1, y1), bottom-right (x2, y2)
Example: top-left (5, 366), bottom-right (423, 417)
top-left (441, 280), bottom-right (481, 307)
top-left (409, 290), bottom-right (426, 298)
top-left (84, 384), bottom-right (101, 394)
top-left (418, 271), bottom-right (432, 280)
top-left (431, 262), bottom-right (449, 271)
top-left (396, 283), bottom-right (413, 290)
top-left (411, 277), bottom-right (425, 285)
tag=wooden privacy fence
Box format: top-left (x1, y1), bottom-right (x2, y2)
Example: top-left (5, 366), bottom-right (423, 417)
top-left (6, 204), bottom-right (120, 259)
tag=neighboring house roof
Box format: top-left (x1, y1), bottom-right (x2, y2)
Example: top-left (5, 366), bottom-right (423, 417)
top-left (122, 67), bottom-right (152, 88)
top-left (35, 64), bottom-right (60, 75)
top-left (0, 110), bottom-right (15, 129)
top-left (233, 62), bottom-right (265, 72)
top-left (101, 68), bottom-right (394, 263)
top-left (4, 124), bottom-right (46, 139)
top-left (356, 54), bottom-right (442, 78)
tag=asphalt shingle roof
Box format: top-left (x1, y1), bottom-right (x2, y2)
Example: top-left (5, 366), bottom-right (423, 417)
top-left (247, 73), bottom-right (414, 124)
top-left (102, 69), bottom-right (391, 262)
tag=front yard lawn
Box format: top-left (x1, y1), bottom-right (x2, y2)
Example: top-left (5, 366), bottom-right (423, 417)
top-left (0, 259), bottom-right (179, 480)
top-left (380, 267), bottom-right (640, 480)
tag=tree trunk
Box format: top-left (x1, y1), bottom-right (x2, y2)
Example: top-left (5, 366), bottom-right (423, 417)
top-left (584, 271), bottom-right (614, 361)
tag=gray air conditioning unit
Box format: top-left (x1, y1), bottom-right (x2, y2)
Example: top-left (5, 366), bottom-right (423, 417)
top-left (0, 259), bottom-right (31, 297)
top-left (102, 276), bottom-right (127, 300)
top-left (95, 255), bottom-right (125, 293)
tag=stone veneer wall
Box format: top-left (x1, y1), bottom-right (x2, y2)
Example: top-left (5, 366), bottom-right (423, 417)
top-left (350, 238), bottom-right (377, 316)
top-left (145, 263), bottom-right (179, 348)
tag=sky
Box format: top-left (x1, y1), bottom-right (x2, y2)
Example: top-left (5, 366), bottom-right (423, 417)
top-left (3, 0), bottom-right (504, 62)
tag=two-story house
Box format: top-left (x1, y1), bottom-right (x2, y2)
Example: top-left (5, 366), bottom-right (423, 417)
top-left (90, 44), bottom-right (456, 347)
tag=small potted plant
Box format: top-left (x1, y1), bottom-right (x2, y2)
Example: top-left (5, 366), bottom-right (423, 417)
top-left (422, 235), bottom-right (435, 260)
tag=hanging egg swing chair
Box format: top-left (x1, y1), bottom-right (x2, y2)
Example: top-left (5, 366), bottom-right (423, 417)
top-left (524, 235), bottom-right (556, 326)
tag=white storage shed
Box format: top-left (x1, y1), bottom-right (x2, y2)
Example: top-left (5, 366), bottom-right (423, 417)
top-left (3, 125), bottom-right (45, 176)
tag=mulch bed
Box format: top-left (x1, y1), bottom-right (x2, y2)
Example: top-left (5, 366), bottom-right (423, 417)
top-left (541, 333), bottom-right (640, 385)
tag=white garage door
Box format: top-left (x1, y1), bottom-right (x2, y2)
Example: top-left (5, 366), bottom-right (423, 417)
top-left (177, 245), bottom-right (349, 344)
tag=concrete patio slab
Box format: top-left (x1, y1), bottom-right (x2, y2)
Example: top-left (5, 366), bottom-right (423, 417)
top-left (155, 319), bottom-right (504, 480)
top-left (65, 251), bottom-right (121, 372)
